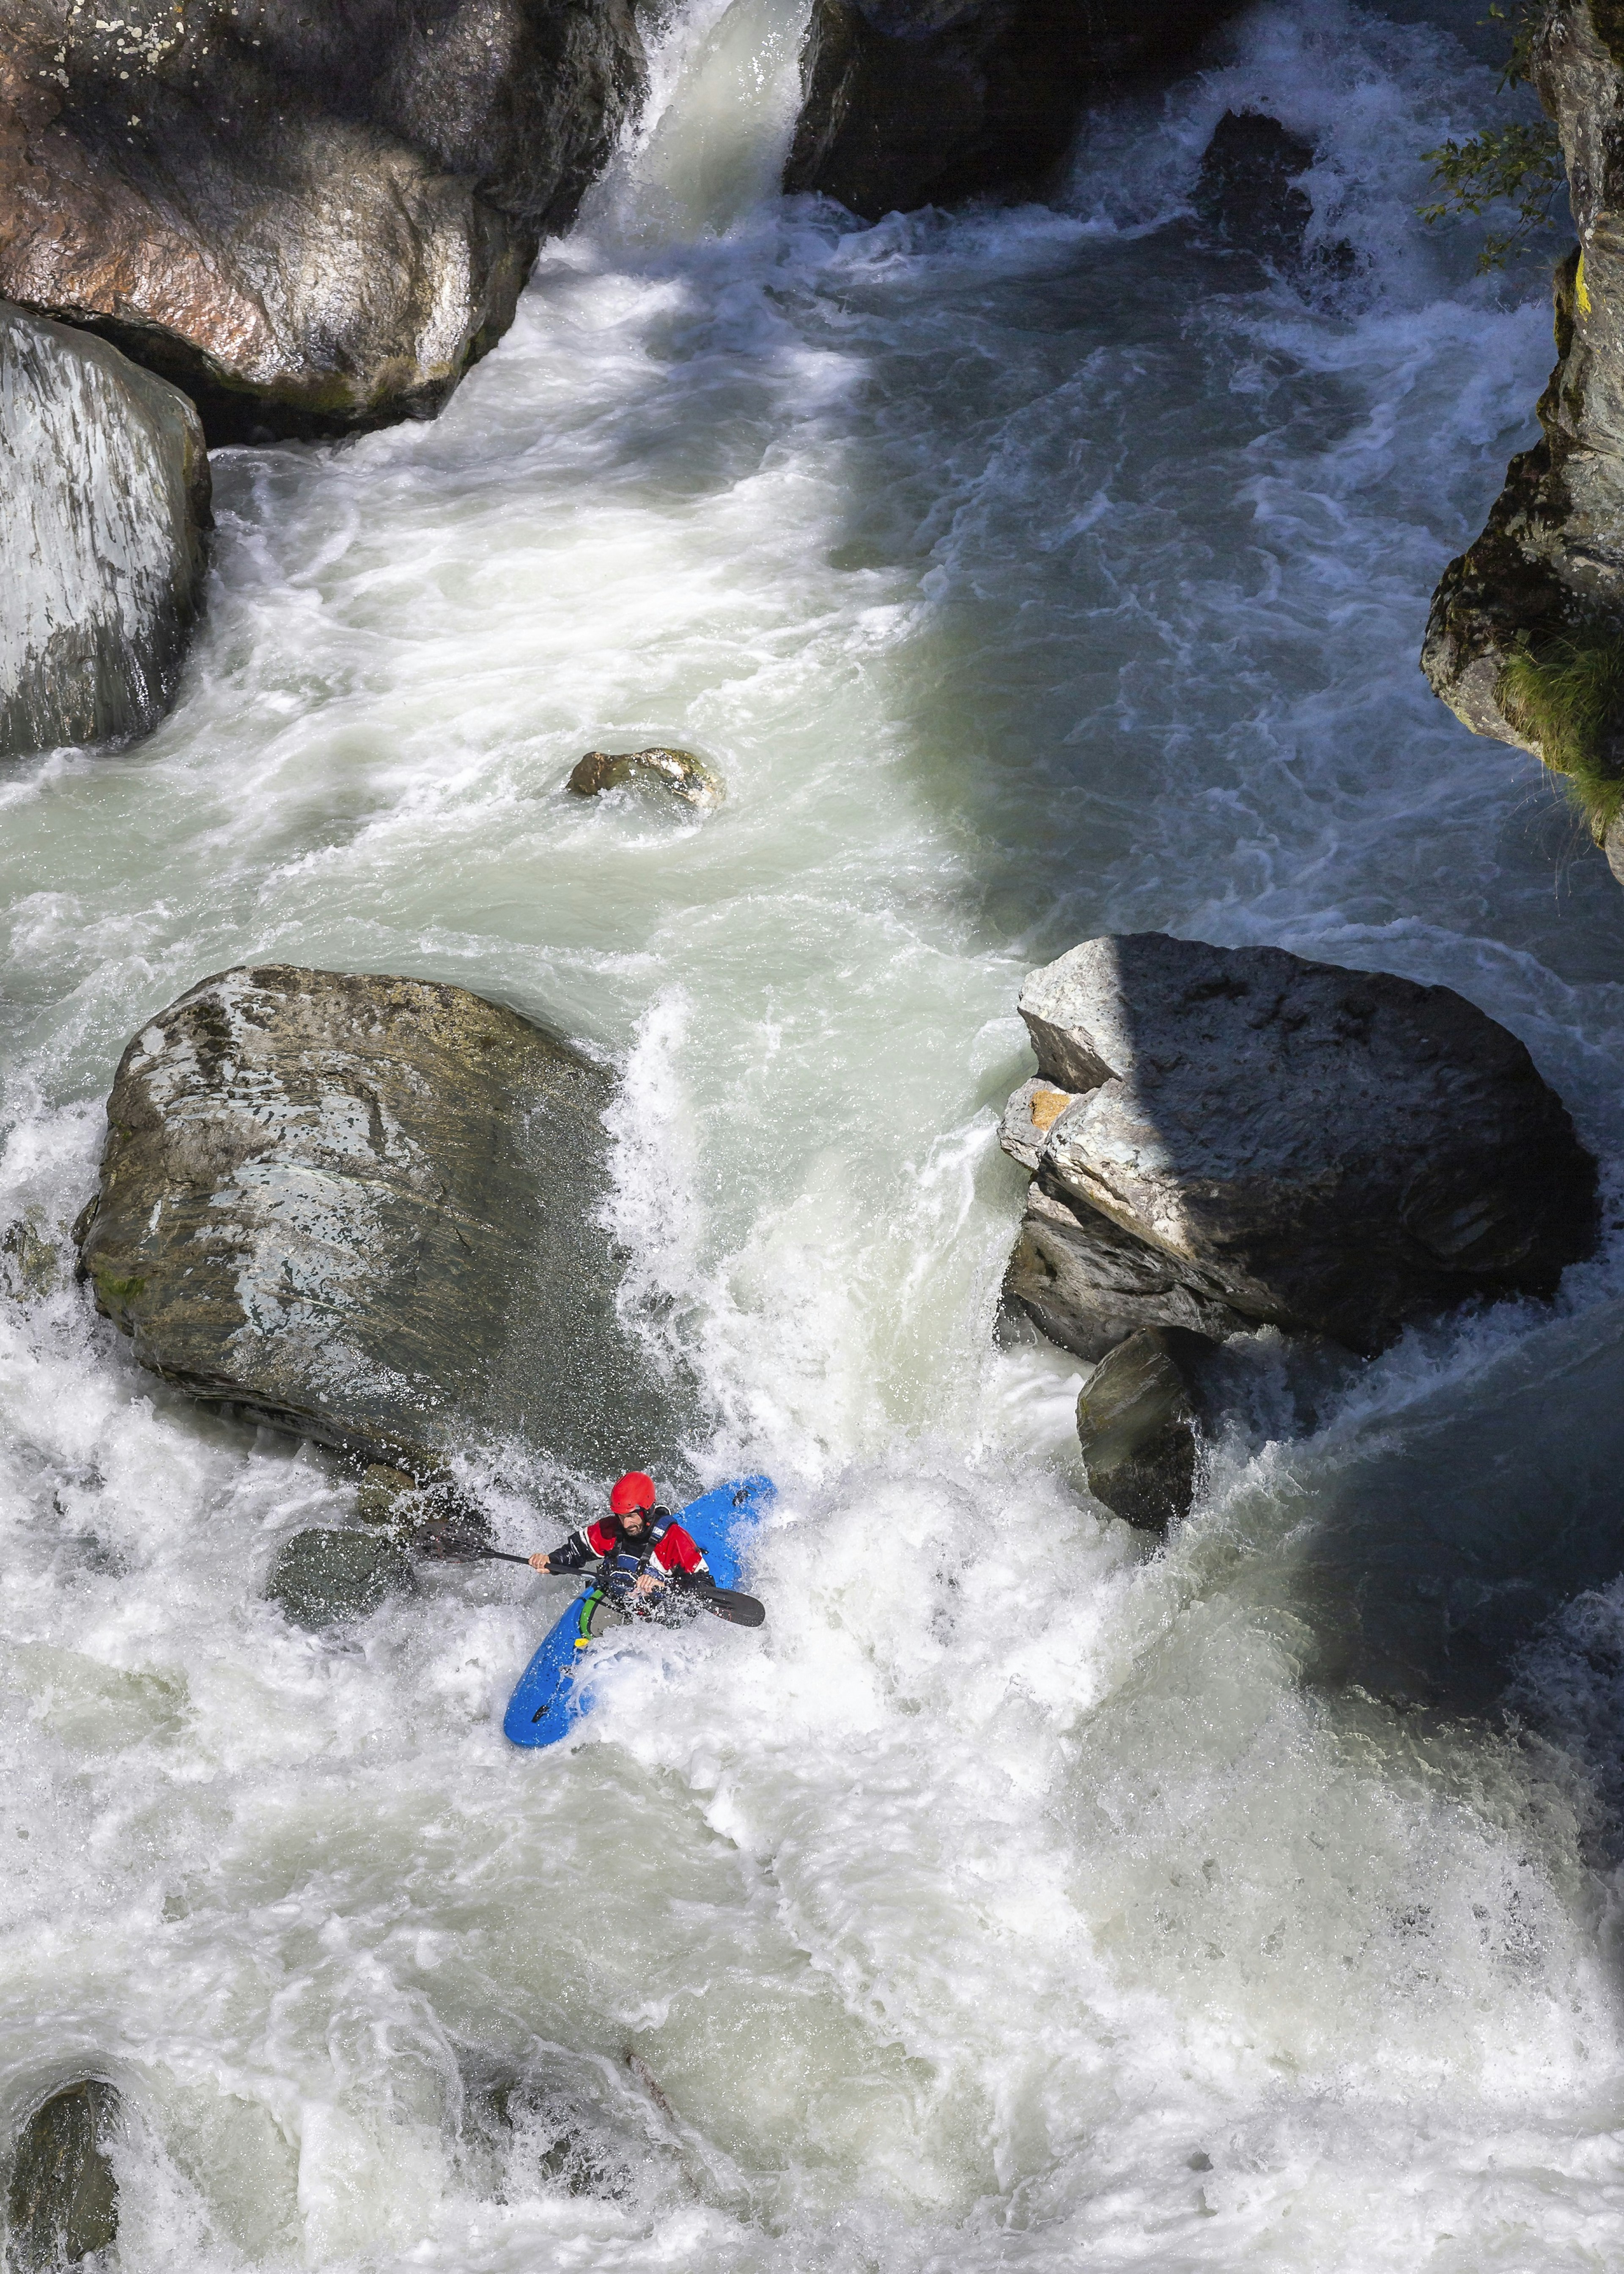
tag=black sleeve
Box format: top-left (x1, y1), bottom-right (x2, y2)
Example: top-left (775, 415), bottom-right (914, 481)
top-left (545, 1530), bottom-right (595, 1573)
top-left (671, 1566), bottom-right (716, 1590)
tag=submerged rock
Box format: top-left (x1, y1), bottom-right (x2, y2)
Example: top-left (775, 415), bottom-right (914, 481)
top-left (74, 965), bottom-right (675, 1475)
top-left (267, 1527), bottom-right (417, 1628)
top-left (1191, 112), bottom-right (1314, 261)
top-left (568, 746), bottom-right (724, 809)
top-left (784, 0), bottom-right (1243, 218)
top-left (0, 0), bottom-right (645, 444)
top-left (1075, 1326), bottom-right (1210, 1532)
top-left (6, 2081), bottom-right (120, 2271)
top-left (1000, 934), bottom-right (1597, 1361)
top-left (1, 303), bottom-right (209, 758)
top-left (1421, 3), bottom-right (1624, 851)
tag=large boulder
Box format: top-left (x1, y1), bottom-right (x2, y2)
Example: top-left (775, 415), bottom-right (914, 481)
top-left (999, 934), bottom-right (1597, 1362)
top-left (2, 302), bottom-right (209, 758)
top-left (783, 0), bottom-right (1242, 218)
top-left (0, 0), bottom-right (645, 444)
top-left (1421, 2), bottom-right (1624, 865)
top-left (73, 966), bottom-right (671, 1475)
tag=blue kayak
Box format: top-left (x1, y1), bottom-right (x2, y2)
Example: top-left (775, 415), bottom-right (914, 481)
top-left (503, 1475), bottom-right (774, 1749)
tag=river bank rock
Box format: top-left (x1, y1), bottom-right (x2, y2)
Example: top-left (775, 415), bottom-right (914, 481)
top-left (74, 966), bottom-right (671, 1475)
top-left (568, 746), bottom-right (724, 808)
top-left (2, 303), bottom-right (209, 758)
top-left (6, 2082), bottom-right (120, 2272)
top-left (1421, 2), bottom-right (1624, 849)
top-left (999, 934), bottom-right (1597, 1362)
top-left (783, 0), bottom-right (1243, 217)
top-left (0, 0), bottom-right (645, 444)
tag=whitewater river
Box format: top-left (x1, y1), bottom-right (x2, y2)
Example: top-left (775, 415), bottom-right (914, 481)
top-left (7, 0), bottom-right (1624, 2264)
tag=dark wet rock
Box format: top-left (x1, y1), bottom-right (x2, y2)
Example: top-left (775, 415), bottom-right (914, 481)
top-left (1421, 3), bottom-right (1624, 838)
top-left (0, 0), bottom-right (645, 444)
top-left (783, 0), bottom-right (1243, 218)
top-left (2, 303), bottom-right (209, 758)
top-left (356, 1464), bottom-right (420, 1526)
top-left (568, 746), bottom-right (724, 809)
top-left (6, 2081), bottom-right (120, 2271)
top-left (74, 964), bottom-right (676, 1475)
top-left (1, 1217), bottom-right (60, 1302)
top-left (1075, 1326), bottom-right (1212, 1532)
top-left (1192, 111), bottom-right (1314, 259)
top-left (1000, 934), bottom-right (1597, 1361)
top-left (267, 1526), bottom-right (416, 1627)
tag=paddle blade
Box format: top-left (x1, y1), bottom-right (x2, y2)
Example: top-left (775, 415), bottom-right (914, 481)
top-left (697, 1585), bottom-right (765, 1627)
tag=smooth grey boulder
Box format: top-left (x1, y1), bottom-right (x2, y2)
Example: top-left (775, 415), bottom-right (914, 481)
top-left (1, 304), bottom-right (209, 758)
top-left (567, 746), bottom-right (724, 810)
top-left (6, 2082), bottom-right (120, 2272)
top-left (1075, 1326), bottom-right (1210, 1533)
top-left (1000, 934), bottom-right (1598, 1360)
top-left (783, 0), bottom-right (1243, 218)
top-left (0, 0), bottom-right (645, 443)
top-left (74, 965), bottom-right (674, 1475)
top-left (267, 1527), bottom-right (417, 1628)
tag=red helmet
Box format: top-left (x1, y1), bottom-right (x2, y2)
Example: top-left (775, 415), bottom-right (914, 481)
top-left (609, 1471), bottom-right (657, 1516)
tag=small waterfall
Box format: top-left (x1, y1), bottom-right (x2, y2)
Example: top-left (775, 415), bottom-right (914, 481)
top-left (589, 0), bottom-right (812, 239)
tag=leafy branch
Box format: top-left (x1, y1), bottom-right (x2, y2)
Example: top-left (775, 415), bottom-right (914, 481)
top-left (1419, 3), bottom-right (1564, 271)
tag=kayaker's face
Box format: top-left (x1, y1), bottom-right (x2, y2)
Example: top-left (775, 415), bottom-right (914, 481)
top-left (620, 1508), bottom-right (651, 1538)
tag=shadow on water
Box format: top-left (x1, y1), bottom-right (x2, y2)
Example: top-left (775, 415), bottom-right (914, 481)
top-left (1204, 1298), bottom-right (1624, 1727)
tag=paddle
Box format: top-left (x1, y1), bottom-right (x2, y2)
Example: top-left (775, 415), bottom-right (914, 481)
top-left (412, 1527), bottom-right (765, 1625)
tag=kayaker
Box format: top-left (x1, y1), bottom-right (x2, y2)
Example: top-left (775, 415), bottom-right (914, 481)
top-left (529, 1470), bottom-right (714, 1598)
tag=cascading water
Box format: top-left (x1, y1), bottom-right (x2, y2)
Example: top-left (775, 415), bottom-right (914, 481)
top-left (5, 0), bottom-right (1624, 2264)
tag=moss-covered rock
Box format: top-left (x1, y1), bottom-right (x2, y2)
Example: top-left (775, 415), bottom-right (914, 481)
top-left (6, 2082), bottom-right (120, 2271)
top-left (266, 1527), bottom-right (417, 1628)
top-left (74, 966), bottom-right (680, 1477)
top-left (1422, 5), bottom-right (1624, 848)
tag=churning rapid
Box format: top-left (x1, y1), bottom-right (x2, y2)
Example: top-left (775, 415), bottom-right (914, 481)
top-left (7, 0), bottom-right (1624, 2264)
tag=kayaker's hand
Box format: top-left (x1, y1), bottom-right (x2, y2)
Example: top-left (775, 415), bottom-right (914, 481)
top-left (630, 1572), bottom-right (660, 1597)
top-left (529, 1552), bottom-right (553, 1573)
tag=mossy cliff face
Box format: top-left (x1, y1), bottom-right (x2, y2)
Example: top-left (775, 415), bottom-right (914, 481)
top-left (0, 0), bottom-right (645, 444)
top-left (74, 966), bottom-right (674, 1477)
top-left (1422, 0), bottom-right (1624, 870)
top-left (783, 0), bottom-right (1243, 219)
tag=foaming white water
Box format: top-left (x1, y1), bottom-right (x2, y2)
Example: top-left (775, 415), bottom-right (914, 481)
top-left (4, 0), bottom-right (1624, 2267)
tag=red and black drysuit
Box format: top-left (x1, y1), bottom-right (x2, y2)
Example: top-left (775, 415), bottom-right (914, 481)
top-left (543, 1510), bottom-right (713, 1591)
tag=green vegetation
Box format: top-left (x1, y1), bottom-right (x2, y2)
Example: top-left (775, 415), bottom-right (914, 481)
top-left (1498, 634), bottom-right (1624, 838)
top-left (1419, 3), bottom-right (1564, 271)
